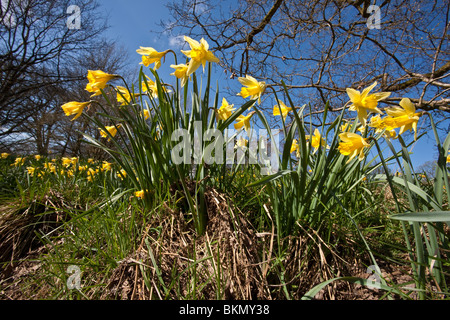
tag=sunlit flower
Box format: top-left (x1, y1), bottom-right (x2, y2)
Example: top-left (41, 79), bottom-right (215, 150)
top-left (62, 157), bottom-right (72, 167)
top-left (234, 111), bottom-right (255, 132)
top-left (99, 125), bottom-right (121, 139)
top-left (134, 190), bottom-right (146, 199)
top-left (346, 82), bottom-right (390, 127)
top-left (12, 157), bottom-right (25, 167)
top-left (383, 98), bottom-right (422, 140)
top-left (44, 163), bottom-right (56, 173)
top-left (143, 109), bottom-right (150, 120)
top-left (26, 166), bottom-right (36, 176)
top-left (116, 86), bottom-right (139, 105)
top-left (236, 136), bottom-right (248, 149)
top-left (141, 75), bottom-right (171, 99)
top-left (34, 155), bottom-right (41, 161)
top-left (170, 63), bottom-right (190, 87)
top-left (1, 153), bottom-right (10, 159)
top-left (273, 100), bottom-right (292, 120)
top-left (306, 129), bottom-right (329, 154)
top-left (61, 101), bottom-right (91, 121)
top-left (181, 36), bottom-right (219, 75)
top-left (447, 153), bottom-right (450, 164)
top-left (290, 139), bottom-right (300, 158)
top-left (85, 70), bottom-right (118, 97)
top-left (216, 98), bottom-right (235, 121)
top-left (87, 168), bottom-right (97, 182)
top-left (136, 47), bottom-right (169, 70)
top-left (88, 158), bottom-right (95, 164)
top-left (117, 169), bottom-right (127, 180)
top-left (70, 157), bottom-right (78, 166)
top-left (338, 132), bottom-right (370, 163)
top-left (237, 75), bottom-right (266, 104)
top-left (102, 161), bottom-right (112, 171)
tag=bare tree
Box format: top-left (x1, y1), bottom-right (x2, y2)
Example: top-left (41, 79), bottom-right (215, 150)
top-left (0, 0), bottom-right (107, 139)
top-left (160, 0), bottom-right (449, 133)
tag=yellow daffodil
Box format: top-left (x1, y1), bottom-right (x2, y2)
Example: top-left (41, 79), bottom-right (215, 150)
top-left (87, 168), bottom-right (97, 182)
top-left (234, 111), bottom-right (255, 132)
top-left (447, 153), bottom-right (450, 163)
top-left (99, 125), bottom-right (121, 139)
top-left (85, 70), bottom-right (118, 97)
top-left (383, 98), bottom-right (422, 140)
top-left (34, 155), bottom-right (41, 161)
top-left (44, 163), bottom-right (56, 173)
top-left (88, 158), bottom-right (94, 163)
top-left (61, 101), bottom-right (91, 121)
top-left (134, 190), bottom-right (146, 199)
top-left (306, 129), bottom-right (329, 154)
top-left (273, 100), bottom-right (292, 120)
top-left (216, 98), bottom-right (235, 121)
top-left (62, 157), bottom-right (72, 167)
top-left (383, 129), bottom-right (398, 140)
top-left (170, 63), bottom-right (190, 87)
top-left (136, 47), bottom-right (169, 70)
top-left (236, 136), bottom-right (248, 149)
top-left (237, 75), bottom-right (266, 104)
top-left (143, 109), bottom-right (150, 120)
top-left (12, 157), bottom-right (25, 167)
top-left (290, 139), bottom-right (300, 158)
top-left (346, 82), bottom-right (390, 127)
top-left (181, 36), bottom-right (219, 75)
top-left (338, 132), bottom-right (370, 163)
top-left (1, 153), bottom-right (10, 159)
top-left (26, 166), bottom-right (36, 176)
top-left (102, 161), bottom-right (112, 171)
top-left (141, 75), bottom-right (171, 99)
top-left (117, 169), bottom-right (127, 180)
top-left (116, 86), bottom-right (139, 105)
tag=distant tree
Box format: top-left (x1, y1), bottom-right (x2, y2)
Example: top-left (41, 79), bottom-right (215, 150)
top-left (417, 160), bottom-right (438, 178)
top-left (0, 0), bottom-right (107, 140)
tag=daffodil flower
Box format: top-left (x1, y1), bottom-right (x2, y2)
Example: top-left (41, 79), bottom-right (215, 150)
top-left (143, 109), bottom-right (150, 120)
top-left (346, 82), bottom-right (390, 127)
top-left (234, 111), bottom-right (255, 132)
top-left (237, 75), bottom-right (266, 104)
top-left (290, 139), bottom-right (300, 158)
top-left (99, 125), bottom-right (121, 140)
top-left (1, 153), bottom-right (9, 159)
top-left (181, 36), bottom-right (219, 75)
top-left (273, 100), bottom-right (292, 120)
top-left (236, 136), bottom-right (248, 149)
top-left (102, 161), bottom-right (112, 171)
top-left (306, 129), bottom-right (329, 154)
top-left (116, 86), bottom-right (139, 105)
top-left (136, 47), bottom-right (168, 70)
top-left (61, 101), bottom-right (91, 121)
top-left (142, 75), bottom-right (171, 99)
top-left (216, 98), bottom-right (235, 121)
top-left (170, 63), bottom-right (190, 87)
top-left (383, 98), bottom-right (422, 140)
top-left (338, 132), bottom-right (370, 163)
top-left (85, 70), bottom-right (118, 97)
top-left (134, 190), bottom-right (146, 199)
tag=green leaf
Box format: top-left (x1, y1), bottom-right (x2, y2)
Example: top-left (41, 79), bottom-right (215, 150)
top-left (390, 211), bottom-right (450, 223)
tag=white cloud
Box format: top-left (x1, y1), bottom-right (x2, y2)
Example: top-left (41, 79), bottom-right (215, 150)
top-left (168, 35), bottom-right (185, 48)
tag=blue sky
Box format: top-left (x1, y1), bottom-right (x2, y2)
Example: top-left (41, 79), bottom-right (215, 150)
top-left (98, 0), bottom-right (446, 170)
